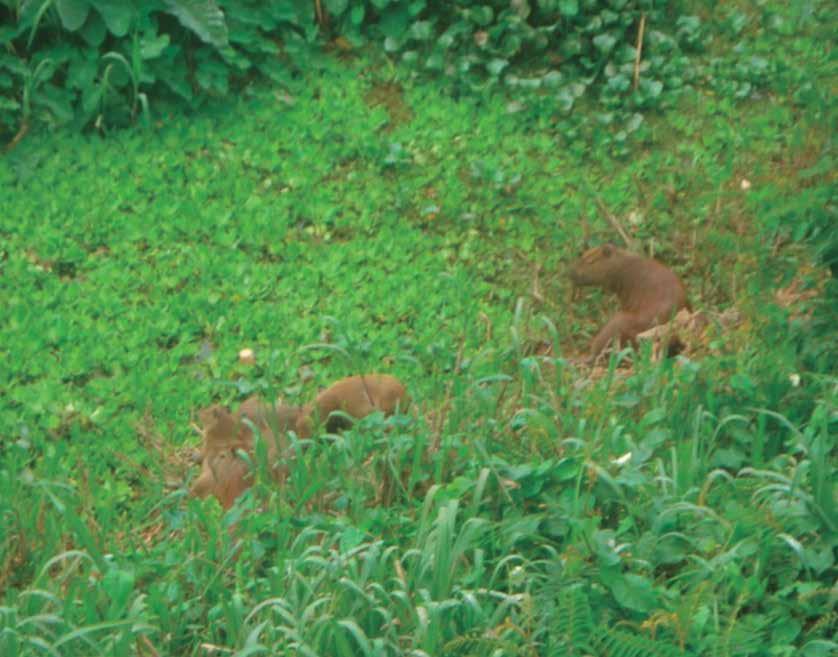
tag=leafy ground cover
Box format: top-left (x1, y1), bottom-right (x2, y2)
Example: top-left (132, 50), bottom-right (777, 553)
top-left (1, 3), bottom-right (836, 656)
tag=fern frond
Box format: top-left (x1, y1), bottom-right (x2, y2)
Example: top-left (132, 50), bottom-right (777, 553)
top-left (596, 627), bottom-right (684, 657)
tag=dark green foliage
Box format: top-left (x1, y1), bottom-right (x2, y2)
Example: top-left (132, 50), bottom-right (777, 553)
top-left (0, 0), bottom-right (320, 134)
top-left (1, 2), bottom-right (836, 656)
top-left (5, 0), bottom-right (823, 139)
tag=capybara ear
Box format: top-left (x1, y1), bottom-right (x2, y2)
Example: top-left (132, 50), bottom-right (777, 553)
top-left (601, 243), bottom-right (614, 257)
top-left (198, 403), bottom-right (225, 426)
top-left (199, 404), bottom-right (237, 448)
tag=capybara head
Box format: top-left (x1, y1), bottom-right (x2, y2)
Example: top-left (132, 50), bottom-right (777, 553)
top-left (190, 398), bottom-right (304, 508)
top-left (568, 243), bottom-right (626, 286)
top-left (190, 405), bottom-right (253, 509)
top-left (190, 445), bottom-right (253, 510)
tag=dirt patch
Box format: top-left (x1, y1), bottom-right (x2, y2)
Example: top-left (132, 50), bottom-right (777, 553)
top-left (774, 264), bottom-right (832, 321)
top-left (365, 82), bottom-right (413, 131)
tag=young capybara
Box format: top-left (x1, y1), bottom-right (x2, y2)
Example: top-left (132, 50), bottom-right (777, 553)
top-left (569, 244), bottom-right (689, 361)
top-left (190, 374), bottom-right (409, 508)
top-left (302, 373), bottom-right (410, 434)
top-left (189, 403), bottom-right (259, 509)
top-left (189, 397), bottom-right (305, 508)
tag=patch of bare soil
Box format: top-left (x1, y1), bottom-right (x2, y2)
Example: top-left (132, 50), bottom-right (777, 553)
top-left (365, 81), bottom-right (413, 131)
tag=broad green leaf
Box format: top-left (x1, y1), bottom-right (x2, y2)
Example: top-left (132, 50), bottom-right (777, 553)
top-left (601, 8), bottom-right (619, 25)
top-left (379, 6), bottom-right (410, 39)
top-left (639, 78), bottom-right (663, 98)
top-left (324, 0), bottom-right (348, 15)
top-left (556, 87), bottom-right (575, 112)
top-left (543, 70), bottom-right (563, 87)
top-left (65, 50), bottom-right (98, 90)
top-left (501, 34), bottom-right (522, 57)
top-left (103, 567), bottom-right (135, 614)
top-left (558, 0), bottom-right (578, 17)
top-left (512, 0), bottom-right (530, 19)
top-left (55, 0), bottom-right (90, 32)
top-left (163, 0), bottom-right (229, 48)
top-left (469, 5), bottom-right (493, 26)
top-left (802, 641), bottom-right (838, 657)
top-left (771, 618), bottom-right (802, 645)
top-left (625, 112), bottom-right (643, 132)
top-left (409, 20), bottom-right (433, 41)
top-left (339, 526), bottom-right (364, 552)
top-left (518, 77), bottom-right (542, 90)
top-left (80, 83), bottom-right (102, 115)
top-left (437, 27), bottom-right (458, 49)
top-left (425, 52), bottom-right (444, 70)
top-left (593, 32), bottom-right (617, 54)
top-left (32, 84), bottom-right (75, 123)
top-left (486, 58), bottom-right (508, 76)
top-left (605, 73), bottom-right (630, 93)
top-left (609, 573), bottom-right (658, 613)
top-left (560, 34), bottom-right (583, 56)
top-left (79, 10), bottom-right (106, 46)
top-left (552, 458), bottom-right (580, 481)
top-left (654, 534), bottom-right (691, 564)
top-left (140, 33), bottom-right (171, 60)
top-left (91, 1), bottom-right (134, 37)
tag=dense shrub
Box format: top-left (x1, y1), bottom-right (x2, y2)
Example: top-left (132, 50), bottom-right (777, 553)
top-left (0, 0), bottom-right (698, 136)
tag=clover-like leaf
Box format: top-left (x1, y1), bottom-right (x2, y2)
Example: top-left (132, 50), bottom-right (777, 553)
top-left (55, 0), bottom-right (90, 32)
top-left (91, 0), bottom-right (134, 37)
top-left (558, 0), bottom-right (578, 17)
top-left (593, 32), bottom-right (617, 54)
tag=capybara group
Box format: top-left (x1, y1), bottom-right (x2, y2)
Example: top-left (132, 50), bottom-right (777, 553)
top-left (190, 374), bottom-right (409, 508)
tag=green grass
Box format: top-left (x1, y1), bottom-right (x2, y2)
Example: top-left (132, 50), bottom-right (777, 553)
top-left (1, 5), bottom-right (836, 656)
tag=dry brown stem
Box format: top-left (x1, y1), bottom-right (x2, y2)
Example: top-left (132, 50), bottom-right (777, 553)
top-left (633, 13), bottom-right (647, 91)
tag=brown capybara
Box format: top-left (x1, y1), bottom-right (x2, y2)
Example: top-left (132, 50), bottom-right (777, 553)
top-left (189, 397), bottom-right (302, 509)
top-left (190, 375), bottom-right (409, 508)
top-left (189, 403), bottom-right (257, 509)
top-left (569, 244), bottom-right (689, 361)
top-left (237, 396), bottom-right (308, 440)
top-left (302, 373), bottom-right (410, 434)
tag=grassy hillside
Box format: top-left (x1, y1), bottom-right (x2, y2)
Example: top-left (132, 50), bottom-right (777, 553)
top-left (1, 3), bottom-right (835, 656)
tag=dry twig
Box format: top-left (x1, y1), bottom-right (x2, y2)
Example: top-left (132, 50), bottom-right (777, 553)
top-left (594, 196), bottom-right (640, 251)
top-left (633, 13), bottom-right (647, 91)
top-left (531, 262), bottom-right (544, 304)
top-left (4, 119), bottom-right (29, 153)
